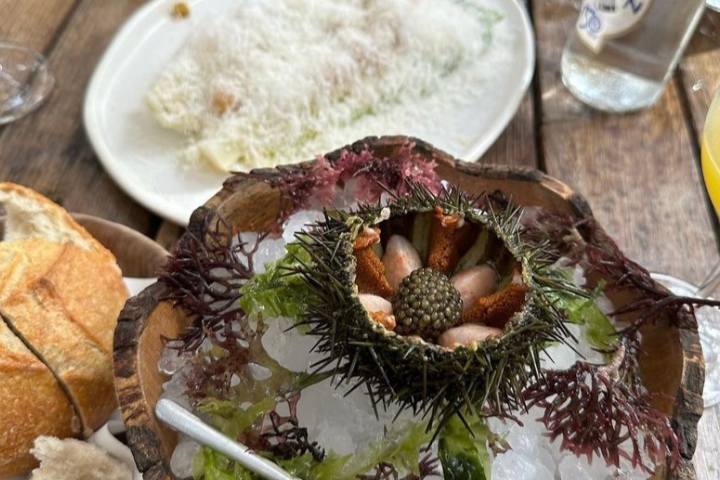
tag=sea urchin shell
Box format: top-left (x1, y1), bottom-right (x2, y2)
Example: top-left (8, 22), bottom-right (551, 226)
top-left (294, 184), bottom-right (574, 427)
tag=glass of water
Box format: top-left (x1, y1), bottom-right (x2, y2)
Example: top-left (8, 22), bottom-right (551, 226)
top-left (561, 0), bottom-right (706, 112)
top-left (0, 42), bottom-right (54, 125)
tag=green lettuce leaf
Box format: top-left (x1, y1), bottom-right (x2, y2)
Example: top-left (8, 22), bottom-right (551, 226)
top-left (240, 242), bottom-right (313, 320)
top-left (315, 422), bottom-right (431, 479)
top-left (194, 422), bottom-right (431, 480)
top-left (196, 396), bottom-right (277, 439)
top-left (558, 292), bottom-right (616, 350)
top-left (547, 267), bottom-right (617, 350)
top-left (194, 447), bottom-right (255, 480)
top-left (439, 413), bottom-right (495, 480)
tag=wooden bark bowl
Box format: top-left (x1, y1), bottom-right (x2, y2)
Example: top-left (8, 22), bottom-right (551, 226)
top-left (113, 136), bottom-right (704, 480)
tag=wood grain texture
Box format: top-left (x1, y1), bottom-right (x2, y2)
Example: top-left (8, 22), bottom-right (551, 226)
top-left (532, 2), bottom-right (720, 478)
top-left (0, 0), bottom-right (78, 52)
top-left (0, 0), bottom-right (156, 235)
top-left (533, 0), bottom-right (718, 284)
top-left (678, 12), bottom-right (720, 136)
top-left (480, 91), bottom-right (538, 168)
top-left (153, 222), bottom-right (185, 253)
top-left (676, 11), bottom-right (720, 480)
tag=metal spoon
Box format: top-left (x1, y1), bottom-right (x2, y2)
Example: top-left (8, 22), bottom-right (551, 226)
top-left (155, 398), bottom-right (298, 480)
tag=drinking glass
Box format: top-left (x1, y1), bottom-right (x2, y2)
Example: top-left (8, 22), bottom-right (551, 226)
top-left (651, 88), bottom-right (720, 407)
top-left (561, 0), bottom-right (706, 112)
top-left (0, 42), bottom-right (54, 125)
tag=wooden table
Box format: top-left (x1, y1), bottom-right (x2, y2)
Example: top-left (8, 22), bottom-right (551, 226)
top-left (1, 0), bottom-right (719, 478)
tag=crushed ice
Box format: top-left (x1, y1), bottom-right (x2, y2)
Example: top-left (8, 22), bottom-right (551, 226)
top-left (159, 206), bottom-right (652, 479)
top-left (170, 435), bottom-right (201, 479)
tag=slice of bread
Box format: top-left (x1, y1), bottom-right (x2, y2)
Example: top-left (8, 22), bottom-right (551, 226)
top-left (30, 436), bottom-right (132, 480)
top-left (0, 183), bottom-right (128, 476)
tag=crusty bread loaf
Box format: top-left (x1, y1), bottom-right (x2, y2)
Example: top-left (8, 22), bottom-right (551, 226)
top-left (0, 183), bottom-right (128, 476)
top-left (0, 239), bottom-right (125, 353)
top-left (0, 249), bottom-right (118, 433)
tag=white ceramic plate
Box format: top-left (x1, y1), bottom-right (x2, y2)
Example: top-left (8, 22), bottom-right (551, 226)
top-left (84, 0), bottom-right (535, 226)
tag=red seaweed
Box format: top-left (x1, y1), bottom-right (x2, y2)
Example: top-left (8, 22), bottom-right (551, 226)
top-left (522, 340), bottom-right (679, 473)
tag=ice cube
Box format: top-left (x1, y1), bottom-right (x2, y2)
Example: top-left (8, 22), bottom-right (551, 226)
top-left (296, 375), bottom-right (410, 456)
top-left (261, 316), bottom-right (320, 372)
top-left (247, 362), bottom-right (272, 380)
top-left (161, 368), bottom-right (192, 410)
top-left (541, 322), bottom-right (606, 367)
top-left (158, 343), bottom-right (188, 376)
top-left (572, 264), bottom-right (587, 288)
top-left (492, 449), bottom-right (554, 480)
top-left (559, 454), bottom-right (613, 480)
top-left (170, 436), bottom-right (200, 479)
top-left (282, 210), bottom-right (325, 244)
top-left (540, 336), bottom-right (580, 371)
top-left (252, 235), bottom-right (287, 274)
top-left (332, 177), bottom-right (363, 210)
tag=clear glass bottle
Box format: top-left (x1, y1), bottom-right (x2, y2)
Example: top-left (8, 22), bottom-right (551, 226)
top-left (561, 0), bottom-right (706, 112)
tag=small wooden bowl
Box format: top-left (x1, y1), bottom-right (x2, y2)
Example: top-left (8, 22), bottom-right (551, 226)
top-left (113, 136), bottom-right (704, 480)
top-left (72, 214), bottom-right (168, 278)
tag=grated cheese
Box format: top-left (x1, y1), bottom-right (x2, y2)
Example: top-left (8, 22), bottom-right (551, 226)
top-left (147, 0), bottom-right (510, 172)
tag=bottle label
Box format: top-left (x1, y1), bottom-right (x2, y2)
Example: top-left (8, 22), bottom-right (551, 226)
top-left (576, 0), bottom-right (654, 53)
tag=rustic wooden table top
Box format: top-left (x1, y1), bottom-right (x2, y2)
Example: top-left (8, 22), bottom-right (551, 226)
top-left (1, 0), bottom-right (719, 478)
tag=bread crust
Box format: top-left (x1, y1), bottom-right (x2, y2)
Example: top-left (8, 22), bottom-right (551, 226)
top-left (0, 241), bottom-right (122, 433)
top-left (38, 243), bottom-right (127, 353)
top-left (0, 183), bottom-right (130, 474)
top-left (0, 319), bottom-right (79, 476)
top-left (0, 183), bottom-right (114, 264)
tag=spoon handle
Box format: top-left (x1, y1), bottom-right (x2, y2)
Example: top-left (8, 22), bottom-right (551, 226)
top-left (155, 398), bottom-right (298, 480)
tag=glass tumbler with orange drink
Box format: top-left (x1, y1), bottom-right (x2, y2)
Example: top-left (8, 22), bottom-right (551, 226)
top-left (654, 88), bottom-right (720, 297)
top-left (702, 89), bottom-right (720, 234)
top-left (652, 88), bottom-right (720, 408)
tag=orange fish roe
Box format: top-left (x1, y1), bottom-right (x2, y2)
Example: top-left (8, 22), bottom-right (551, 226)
top-left (370, 311), bottom-right (397, 331)
top-left (353, 228), bottom-right (394, 297)
top-left (427, 207), bottom-right (475, 274)
top-left (462, 282), bottom-right (528, 328)
top-left (353, 227), bottom-right (381, 250)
